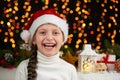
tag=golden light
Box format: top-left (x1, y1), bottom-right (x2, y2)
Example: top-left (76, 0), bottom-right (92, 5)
top-left (108, 23), bottom-right (111, 28)
top-left (0, 21), bottom-right (4, 24)
top-left (75, 44), bottom-right (79, 49)
top-left (5, 32), bottom-right (8, 36)
top-left (70, 10), bottom-right (73, 14)
top-left (15, 1), bottom-right (18, 6)
top-left (15, 16), bottom-right (18, 20)
top-left (62, 5), bottom-right (66, 9)
top-left (6, 14), bottom-right (10, 18)
top-left (9, 32), bottom-right (14, 37)
top-left (4, 37), bottom-right (8, 42)
top-left (45, 0), bottom-right (49, 5)
top-left (12, 10), bottom-right (16, 14)
top-left (97, 27), bottom-right (100, 32)
top-left (75, 17), bottom-right (79, 21)
top-left (9, 8), bottom-right (12, 12)
top-left (78, 33), bottom-right (82, 38)
top-left (12, 43), bottom-right (16, 48)
top-left (10, 38), bottom-right (15, 43)
top-left (64, 45), bottom-right (68, 49)
top-left (97, 33), bottom-right (102, 37)
top-left (101, 30), bottom-right (105, 34)
top-left (109, 6), bottom-right (113, 9)
top-left (76, 1), bottom-right (80, 6)
top-left (83, 38), bottom-right (87, 44)
top-left (76, 7), bottom-right (80, 12)
top-left (76, 40), bottom-right (80, 44)
top-left (25, 1), bottom-right (29, 5)
top-left (115, 8), bottom-right (118, 11)
top-left (84, 15), bottom-right (88, 19)
top-left (69, 34), bottom-right (73, 38)
top-left (11, 26), bottom-right (15, 30)
top-left (23, 5), bottom-right (27, 9)
top-left (14, 6), bottom-right (19, 11)
top-left (96, 46), bottom-right (101, 50)
top-left (25, 12), bottom-right (29, 17)
top-left (21, 19), bottom-right (25, 23)
top-left (82, 23), bottom-right (86, 28)
top-left (99, 22), bottom-right (102, 26)
top-left (101, 25), bottom-right (104, 29)
top-left (89, 22), bottom-right (93, 26)
top-left (111, 39), bottom-right (115, 44)
top-left (78, 11), bottom-right (81, 15)
top-left (96, 37), bottom-right (100, 41)
top-left (101, 3), bottom-right (105, 7)
top-left (7, 0), bottom-right (11, 2)
top-left (66, 8), bottom-right (70, 11)
top-left (7, 22), bottom-right (11, 26)
top-left (78, 27), bottom-right (82, 31)
top-left (26, 6), bottom-right (31, 11)
top-left (113, 30), bottom-right (116, 35)
top-left (61, 0), bottom-right (65, 2)
top-left (115, 13), bottom-right (118, 17)
top-left (53, 3), bottom-right (57, 7)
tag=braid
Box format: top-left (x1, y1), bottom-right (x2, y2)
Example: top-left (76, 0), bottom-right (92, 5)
top-left (27, 44), bottom-right (38, 80)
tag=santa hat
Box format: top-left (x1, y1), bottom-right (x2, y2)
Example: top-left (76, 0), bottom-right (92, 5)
top-left (20, 8), bottom-right (68, 44)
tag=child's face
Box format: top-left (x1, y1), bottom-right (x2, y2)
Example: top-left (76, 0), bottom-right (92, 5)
top-left (33, 23), bottom-right (64, 57)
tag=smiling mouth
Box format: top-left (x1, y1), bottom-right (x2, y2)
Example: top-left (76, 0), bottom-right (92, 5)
top-left (43, 43), bottom-right (56, 48)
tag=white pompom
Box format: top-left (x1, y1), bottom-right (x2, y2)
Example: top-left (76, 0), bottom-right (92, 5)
top-left (20, 30), bottom-right (31, 41)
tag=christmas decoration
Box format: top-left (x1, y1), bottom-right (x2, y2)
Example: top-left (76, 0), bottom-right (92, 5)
top-left (96, 62), bottom-right (107, 72)
top-left (96, 54), bottom-right (116, 71)
top-left (78, 44), bottom-right (98, 72)
top-left (115, 58), bottom-right (120, 72)
top-left (0, 42), bottom-right (31, 68)
top-left (61, 50), bottom-right (78, 67)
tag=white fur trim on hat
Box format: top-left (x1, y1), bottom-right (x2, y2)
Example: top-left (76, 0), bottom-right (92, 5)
top-left (29, 14), bottom-right (68, 43)
top-left (20, 30), bottom-right (31, 41)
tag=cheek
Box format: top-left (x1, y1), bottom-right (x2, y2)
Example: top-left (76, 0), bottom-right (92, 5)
top-left (58, 37), bottom-right (64, 45)
top-left (32, 35), bottom-right (43, 45)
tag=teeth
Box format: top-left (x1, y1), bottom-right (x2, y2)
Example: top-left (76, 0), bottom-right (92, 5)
top-left (44, 44), bottom-right (55, 47)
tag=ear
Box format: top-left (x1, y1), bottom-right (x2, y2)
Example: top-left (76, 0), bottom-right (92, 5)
top-left (32, 41), bottom-right (36, 45)
top-left (61, 40), bottom-right (65, 46)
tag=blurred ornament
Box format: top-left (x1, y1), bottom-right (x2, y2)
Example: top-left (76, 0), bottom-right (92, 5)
top-left (4, 53), bottom-right (13, 62)
top-left (0, 59), bottom-right (6, 65)
top-left (20, 43), bottom-right (31, 51)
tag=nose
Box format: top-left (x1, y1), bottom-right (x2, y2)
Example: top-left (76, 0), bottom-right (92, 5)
top-left (45, 33), bottom-right (54, 41)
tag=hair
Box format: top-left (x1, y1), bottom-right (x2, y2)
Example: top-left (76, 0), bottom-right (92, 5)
top-left (27, 44), bottom-right (38, 80)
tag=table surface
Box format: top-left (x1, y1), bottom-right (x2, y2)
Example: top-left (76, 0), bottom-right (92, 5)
top-left (78, 71), bottom-right (120, 80)
top-left (0, 67), bottom-right (120, 80)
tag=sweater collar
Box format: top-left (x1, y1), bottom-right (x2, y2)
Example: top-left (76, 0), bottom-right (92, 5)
top-left (37, 51), bottom-right (60, 64)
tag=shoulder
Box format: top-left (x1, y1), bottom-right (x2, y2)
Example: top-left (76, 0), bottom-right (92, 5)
top-left (59, 58), bottom-right (77, 71)
top-left (16, 59), bottom-right (29, 71)
top-left (18, 59), bottom-right (29, 67)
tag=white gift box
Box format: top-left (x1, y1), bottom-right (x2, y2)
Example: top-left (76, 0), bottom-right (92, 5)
top-left (96, 54), bottom-right (116, 71)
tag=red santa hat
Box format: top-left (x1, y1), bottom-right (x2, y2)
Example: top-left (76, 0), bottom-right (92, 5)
top-left (20, 8), bottom-right (68, 44)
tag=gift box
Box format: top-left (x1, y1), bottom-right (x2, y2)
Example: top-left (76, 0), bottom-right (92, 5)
top-left (96, 54), bottom-right (116, 71)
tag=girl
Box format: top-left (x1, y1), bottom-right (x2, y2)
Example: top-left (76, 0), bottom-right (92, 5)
top-left (15, 8), bottom-right (78, 80)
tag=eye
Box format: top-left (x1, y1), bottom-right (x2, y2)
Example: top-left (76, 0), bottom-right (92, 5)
top-left (53, 31), bottom-right (60, 35)
top-left (39, 31), bottom-right (46, 35)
